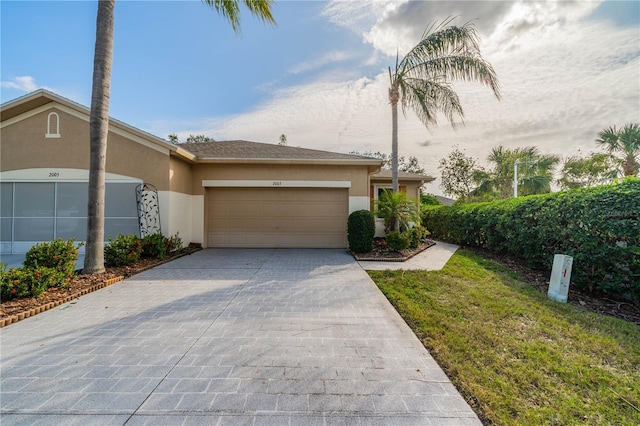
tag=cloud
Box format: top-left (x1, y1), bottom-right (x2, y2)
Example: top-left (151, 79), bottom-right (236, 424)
top-left (156, 0), bottom-right (638, 196)
top-left (324, 0), bottom-right (604, 58)
top-left (1, 76), bottom-right (40, 92)
top-left (187, 74), bottom-right (390, 152)
top-left (289, 50), bottom-right (352, 75)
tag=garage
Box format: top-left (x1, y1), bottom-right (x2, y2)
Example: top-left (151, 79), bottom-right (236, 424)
top-left (208, 187), bottom-right (348, 248)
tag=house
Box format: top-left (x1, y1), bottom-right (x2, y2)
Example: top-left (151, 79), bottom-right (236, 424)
top-left (0, 90), bottom-right (434, 253)
top-left (435, 195), bottom-right (456, 206)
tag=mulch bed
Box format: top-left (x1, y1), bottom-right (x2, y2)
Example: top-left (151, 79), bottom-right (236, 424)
top-left (0, 246), bottom-right (201, 327)
top-left (352, 238), bottom-right (436, 261)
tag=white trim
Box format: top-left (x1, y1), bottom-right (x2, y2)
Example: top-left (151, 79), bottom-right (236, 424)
top-left (1, 103), bottom-right (170, 155)
top-left (0, 168), bottom-right (142, 182)
top-left (157, 191), bottom-right (171, 238)
top-left (348, 196), bottom-right (370, 214)
top-left (198, 158), bottom-right (381, 165)
top-left (191, 195), bottom-right (204, 245)
top-left (375, 218), bottom-right (386, 238)
top-left (109, 124), bottom-right (170, 155)
top-left (1, 103), bottom-right (52, 128)
top-left (45, 112), bottom-right (61, 138)
top-left (202, 180), bottom-right (351, 188)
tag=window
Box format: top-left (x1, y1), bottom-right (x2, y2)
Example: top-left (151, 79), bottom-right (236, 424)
top-left (1, 181), bottom-right (141, 253)
top-left (0, 183), bottom-right (13, 249)
top-left (46, 112), bottom-right (61, 138)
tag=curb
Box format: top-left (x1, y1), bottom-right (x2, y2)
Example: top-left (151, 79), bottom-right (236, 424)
top-left (353, 240), bottom-right (436, 262)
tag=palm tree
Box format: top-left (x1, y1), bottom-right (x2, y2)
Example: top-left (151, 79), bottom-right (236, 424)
top-left (375, 189), bottom-right (420, 234)
top-left (84, 0), bottom-right (115, 274)
top-left (557, 153), bottom-right (615, 190)
top-left (596, 123), bottom-right (640, 177)
top-left (473, 146), bottom-right (559, 199)
top-left (83, 0), bottom-right (275, 274)
top-left (388, 18), bottom-right (500, 193)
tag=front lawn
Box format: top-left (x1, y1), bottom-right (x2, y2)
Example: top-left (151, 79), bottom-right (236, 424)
top-left (370, 250), bottom-right (640, 425)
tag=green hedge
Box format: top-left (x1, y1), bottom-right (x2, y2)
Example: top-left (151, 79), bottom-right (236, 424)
top-left (422, 178), bottom-right (639, 298)
top-left (348, 210), bottom-right (376, 253)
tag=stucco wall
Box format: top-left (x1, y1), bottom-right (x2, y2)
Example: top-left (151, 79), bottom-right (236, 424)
top-left (1, 106), bottom-right (170, 190)
top-left (169, 156), bottom-right (193, 194)
top-left (191, 163), bottom-right (370, 197)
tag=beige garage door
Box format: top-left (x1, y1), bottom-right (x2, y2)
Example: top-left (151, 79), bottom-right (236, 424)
top-left (208, 187), bottom-right (348, 248)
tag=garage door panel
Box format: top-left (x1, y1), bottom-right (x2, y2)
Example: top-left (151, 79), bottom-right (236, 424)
top-left (296, 203), bottom-right (345, 216)
top-left (208, 187), bottom-right (347, 248)
top-left (260, 203), bottom-right (286, 217)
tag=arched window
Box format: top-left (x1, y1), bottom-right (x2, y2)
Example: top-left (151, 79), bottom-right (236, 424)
top-left (46, 112), bottom-right (61, 138)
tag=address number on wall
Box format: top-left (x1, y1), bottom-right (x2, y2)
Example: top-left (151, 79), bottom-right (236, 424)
top-left (272, 181), bottom-right (282, 186)
top-left (49, 172), bottom-right (60, 178)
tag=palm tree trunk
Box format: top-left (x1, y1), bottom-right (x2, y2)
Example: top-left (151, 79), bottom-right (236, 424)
top-left (623, 155), bottom-right (637, 176)
top-left (84, 0), bottom-right (115, 274)
top-left (389, 85), bottom-right (399, 193)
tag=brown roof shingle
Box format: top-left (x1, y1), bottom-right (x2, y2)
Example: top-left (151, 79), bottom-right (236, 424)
top-left (178, 140), bottom-right (379, 162)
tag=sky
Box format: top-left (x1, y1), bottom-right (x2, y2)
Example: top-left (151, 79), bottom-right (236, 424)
top-left (2, 0), bottom-right (639, 196)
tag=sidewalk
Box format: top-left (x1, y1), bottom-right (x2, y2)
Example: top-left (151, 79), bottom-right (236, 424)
top-left (358, 241), bottom-right (459, 271)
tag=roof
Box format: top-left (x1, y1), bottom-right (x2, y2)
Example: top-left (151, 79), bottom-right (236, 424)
top-left (434, 195), bottom-right (455, 206)
top-left (0, 90), bottom-right (384, 168)
top-left (178, 141), bottom-right (381, 164)
top-left (370, 168), bottom-right (435, 183)
top-left (1, 89), bottom-right (178, 154)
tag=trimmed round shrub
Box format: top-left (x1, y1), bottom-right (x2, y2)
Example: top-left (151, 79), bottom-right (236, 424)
top-left (105, 234), bottom-right (143, 267)
top-left (348, 210), bottom-right (375, 253)
top-left (141, 233), bottom-right (169, 259)
top-left (1, 265), bottom-right (62, 300)
top-left (23, 238), bottom-right (81, 286)
top-left (386, 231), bottom-right (409, 251)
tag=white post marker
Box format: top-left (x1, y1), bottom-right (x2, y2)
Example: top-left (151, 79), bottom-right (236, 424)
top-left (548, 254), bottom-right (573, 303)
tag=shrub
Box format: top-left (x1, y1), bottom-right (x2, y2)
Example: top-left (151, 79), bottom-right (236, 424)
top-left (422, 178), bottom-right (640, 298)
top-left (168, 232), bottom-right (183, 253)
top-left (406, 226), bottom-right (430, 249)
top-left (386, 231), bottom-right (409, 251)
top-left (1, 265), bottom-right (29, 300)
top-left (141, 233), bottom-right (168, 259)
top-left (23, 238), bottom-right (81, 285)
top-left (420, 193), bottom-right (442, 206)
top-left (0, 264), bottom-right (62, 300)
top-left (348, 210), bottom-right (376, 253)
top-left (105, 234), bottom-right (143, 267)
top-left (141, 232), bottom-right (183, 259)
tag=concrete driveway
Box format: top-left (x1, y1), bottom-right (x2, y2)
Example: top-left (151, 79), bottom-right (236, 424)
top-left (0, 248), bottom-right (479, 425)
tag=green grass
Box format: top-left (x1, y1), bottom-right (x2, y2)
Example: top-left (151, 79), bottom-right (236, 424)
top-left (370, 250), bottom-right (640, 425)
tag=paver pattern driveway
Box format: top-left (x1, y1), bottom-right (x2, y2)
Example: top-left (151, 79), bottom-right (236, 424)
top-left (1, 249), bottom-right (480, 425)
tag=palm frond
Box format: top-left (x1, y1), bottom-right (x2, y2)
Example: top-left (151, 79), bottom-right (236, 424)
top-left (202, 0), bottom-right (275, 33)
top-left (520, 175), bottom-right (553, 195)
top-left (405, 55), bottom-right (501, 99)
top-left (596, 123), bottom-right (640, 176)
top-left (400, 77), bottom-right (463, 129)
top-left (403, 23), bottom-right (481, 71)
